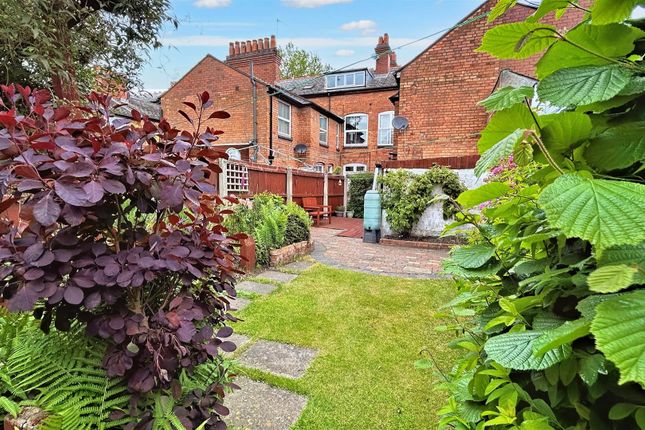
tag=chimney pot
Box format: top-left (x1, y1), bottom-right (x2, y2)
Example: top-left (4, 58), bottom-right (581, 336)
top-left (258, 38), bottom-right (264, 50)
top-left (383, 33), bottom-right (389, 44)
top-left (270, 35), bottom-right (276, 49)
top-left (229, 42), bottom-right (234, 56)
top-left (252, 39), bottom-right (258, 51)
top-left (264, 37), bottom-right (270, 49)
top-left (234, 41), bottom-right (240, 55)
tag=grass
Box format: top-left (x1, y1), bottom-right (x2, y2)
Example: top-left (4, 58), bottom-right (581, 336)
top-left (232, 264), bottom-right (457, 429)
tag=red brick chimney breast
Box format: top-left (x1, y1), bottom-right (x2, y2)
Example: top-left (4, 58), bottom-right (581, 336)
top-left (225, 35), bottom-right (281, 84)
top-left (375, 33), bottom-right (393, 74)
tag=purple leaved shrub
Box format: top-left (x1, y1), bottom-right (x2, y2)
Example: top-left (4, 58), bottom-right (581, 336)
top-left (0, 84), bottom-right (243, 428)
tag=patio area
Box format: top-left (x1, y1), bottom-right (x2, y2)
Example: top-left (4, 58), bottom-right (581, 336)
top-left (311, 223), bottom-right (448, 278)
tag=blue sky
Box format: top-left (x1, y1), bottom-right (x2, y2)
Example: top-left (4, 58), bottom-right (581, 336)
top-left (140, 0), bottom-right (484, 90)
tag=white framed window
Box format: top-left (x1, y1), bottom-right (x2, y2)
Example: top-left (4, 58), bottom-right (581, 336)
top-left (344, 113), bottom-right (368, 147)
top-left (378, 111), bottom-right (394, 146)
top-left (313, 162), bottom-right (325, 173)
top-left (319, 115), bottom-right (328, 146)
top-left (327, 164), bottom-right (334, 173)
top-left (278, 101), bottom-right (291, 138)
top-left (325, 71), bottom-right (367, 89)
top-left (343, 163), bottom-right (367, 175)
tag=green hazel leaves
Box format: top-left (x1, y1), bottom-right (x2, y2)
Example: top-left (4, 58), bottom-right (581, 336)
top-left (587, 264), bottom-right (638, 293)
top-left (591, 290), bottom-right (645, 385)
top-left (591, 0), bottom-right (642, 25)
top-left (527, 0), bottom-right (571, 22)
top-left (475, 129), bottom-right (527, 177)
top-left (477, 105), bottom-right (535, 153)
top-left (457, 182), bottom-right (511, 209)
top-left (538, 174), bottom-right (645, 248)
top-left (484, 331), bottom-right (572, 370)
top-left (478, 22), bottom-right (558, 59)
top-left (537, 64), bottom-right (632, 107)
top-left (584, 122), bottom-right (645, 171)
top-left (541, 112), bottom-right (592, 152)
top-left (451, 243), bottom-right (496, 269)
top-left (536, 23), bottom-right (645, 79)
top-left (479, 86), bottom-right (535, 112)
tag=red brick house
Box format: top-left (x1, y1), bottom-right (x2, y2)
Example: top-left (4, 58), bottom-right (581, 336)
top-left (388, 0), bottom-right (584, 168)
top-left (278, 34), bottom-right (399, 174)
top-left (160, 37), bottom-right (344, 170)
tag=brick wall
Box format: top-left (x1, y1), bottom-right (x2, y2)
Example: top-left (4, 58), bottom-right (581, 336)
top-left (308, 88), bottom-right (397, 170)
top-left (395, 1), bottom-right (584, 161)
top-left (161, 54), bottom-right (341, 169)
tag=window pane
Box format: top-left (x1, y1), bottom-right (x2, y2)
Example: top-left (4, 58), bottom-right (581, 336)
top-left (319, 116), bottom-right (327, 130)
top-left (356, 166), bottom-right (365, 171)
top-left (326, 76), bottom-right (335, 88)
top-left (345, 74), bottom-right (354, 85)
top-left (378, 129), bottom-right (392, 146)
top-left (278, 102), bottom-right (290, 120)
top-left (346, 131), bottom-right (367, 145)
top-left (320, 130), bottom-right (327, 144)
top-left (335, 75), bottom-right (344, 86)
top-left (346, 114), bottom-right (367, 131)
top-left (355, 72), bottom-right (365, 85)
top-left (278, 119), bottom-right (289, 136)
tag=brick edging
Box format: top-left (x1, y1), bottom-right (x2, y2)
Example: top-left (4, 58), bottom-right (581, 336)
top-left (379, 238), bottom-right (454, 250)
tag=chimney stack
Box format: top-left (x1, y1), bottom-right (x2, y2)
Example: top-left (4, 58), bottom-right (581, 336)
top-left (226, 35), bottom-right (281, 84)
top-left (375, 33), bottom-right (394, 74)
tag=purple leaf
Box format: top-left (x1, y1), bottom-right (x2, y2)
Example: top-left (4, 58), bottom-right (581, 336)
top-left (33, 251), bottom-right (55, 267)
top-left (24, 268), bottom-right (44, 281)
top-left (219, 341), bottom-right (236, 352)
top-left (159, 183), bottom-right (184, 209)
top-left (63, 286), bottom-right (84, 305)
top-left (23, 242), bottom-right (44, 263)
top-left (17, 179), bottom-right (44, 192)
top-left (7, 287), bottom-right (40, 311)
top-left (83, 181), bottom-right (104, 203)
top-left (102, 179), bottom-right (126, 194)
top-left (54, 181), bottom-right (92, 207)
top-left (84, 292), bottom-right (101, 309)
top-left (33, 192), bottom-right (61, 226)
top-left (64, 161), bottom-right (95, 177)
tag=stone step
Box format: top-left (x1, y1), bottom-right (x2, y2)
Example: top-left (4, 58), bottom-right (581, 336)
top-left (237, 340), bottom-right (317, 379)
top-left (230, 296), bottom-right (251, 311)
top-left (237, 281), bottom-right (277, 295)
top-left (255, 270), bottom-right (298, 283)
top-left (225, 377), bottom-right (308, 430)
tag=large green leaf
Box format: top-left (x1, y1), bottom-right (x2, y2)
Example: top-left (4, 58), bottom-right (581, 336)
top-left (484, 331), bottom-right (571, 370)
top-left (488, 0), bottom-right (517, 22)
top-left (585, 123), bottom-right (645, 171)
top-left (451, 244), bottom-right (496, 269)
top-left (591, 0), bottom-right (641, 25)
top-left (537, 65), bottom-right (632, 107)
top-left (534, 318), bottom-right (591, 356)
top-left (537, 24), bottom-right (645, 79)
top-left (541, 112), bottom-right (592, 152)
top-left (479, 86), bottom-right (535, 112)
top-left (591, 290), bottom-right (645, 384)
top-left (598, 243), bottom-right (645, 283)
top-left (443, 259), bottom-right (502, 279)
top-left (579, 354), bottom-right (608, 386)
top-left (457, 182), bottom-right (511, 209)
top-left (528, 0), bottom-right (570, 22)
top-left (478, 105), bottom-right (536, 153)
top-left (478, 22), bottom-right (558, 59)
top-left (475, 129), bottom-right (526, 177)
top-left (538, 174), bottom-right (645, 248)
top-left (588, 264), bottom-right (638, 293)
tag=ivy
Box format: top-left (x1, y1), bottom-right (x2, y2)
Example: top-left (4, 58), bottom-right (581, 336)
top-left (435, 2), bottom-right (645, 429)
top-left (379, 167), bottom-right (465, 236)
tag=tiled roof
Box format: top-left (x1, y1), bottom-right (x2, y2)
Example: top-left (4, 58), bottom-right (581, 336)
top-left (277, 68), bottom-right (398, 96)
top-left (111, 95), bottom-right (162, 121)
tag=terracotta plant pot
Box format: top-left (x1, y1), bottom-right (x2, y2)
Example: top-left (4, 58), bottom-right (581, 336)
top-left (239, 236), bottom-right (256, 273)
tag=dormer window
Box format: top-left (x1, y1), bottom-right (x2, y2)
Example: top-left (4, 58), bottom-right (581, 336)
top-left (325, 71), bottom-right (367, 89)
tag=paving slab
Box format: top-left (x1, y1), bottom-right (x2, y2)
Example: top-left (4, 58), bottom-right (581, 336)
top-left (283, 261), bottom-right (315, 271)
top-left (225, 377), bottom-right (308, 430)
top-left (237, 281), bottom-right (277, 295)
top-left (255, 270), bottom-right (299, 283)
top-left (238, 340), bottom-right (317, 379)
top-left (224, 333), bottom-right (251, 355)
top-left (230, 297), bottom-right (251, 311)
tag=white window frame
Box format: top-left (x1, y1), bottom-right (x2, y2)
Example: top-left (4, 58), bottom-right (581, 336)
top-left (343, 163), bottom-right (367, 175)
top-left (344, 113), bottom-right (368, 147)
top-left (325, 71), bottom-right (367, 89)
top-left (313, 162), bottom-right (325, 173)
top-left (377, 111), bottom-right (394, 147)
top-left (277, 100), bottom-right (291, 138)
top-left (319, 115), bottom-right (328, 147)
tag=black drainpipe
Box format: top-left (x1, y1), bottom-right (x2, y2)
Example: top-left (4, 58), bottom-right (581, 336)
top-left (268, 92), bottom-right (274, 165)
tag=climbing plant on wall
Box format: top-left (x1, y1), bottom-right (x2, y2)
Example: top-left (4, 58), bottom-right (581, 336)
top-left (434, 1), bottom-right (645, 429)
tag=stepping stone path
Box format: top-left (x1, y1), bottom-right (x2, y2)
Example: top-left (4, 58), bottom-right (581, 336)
top-left (238, 340), bottom-right (317, 379)
top-left (225, 377), bottom-right (308, 430)
top-left (231, 297), bottom-right (251, 311)
top-left (255, 270), bottom-right (298, 283)
top-left (227, 266), bottom-right (318, 429)
top-left (237, 280), bottom-right (277, 295)
top-left (283, 260), bottom-right (315, 271)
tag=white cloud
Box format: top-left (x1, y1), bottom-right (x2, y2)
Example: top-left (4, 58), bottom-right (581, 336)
top-left (194, 0), bottom-right (231, 8)
top-left (340, 20), bottom-right (377, 35)
top-left (161, 35), bottom-right (415, 48)
top-left (282, 0), bottom-right (351, 8)
top-left (335, 49), bottom-right (355, 57)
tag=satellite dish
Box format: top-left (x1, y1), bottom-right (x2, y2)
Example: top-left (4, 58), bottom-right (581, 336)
top-left (392, 116), bottom-right (409, 130)
top-left (226, 148), bottom-right (242, 161)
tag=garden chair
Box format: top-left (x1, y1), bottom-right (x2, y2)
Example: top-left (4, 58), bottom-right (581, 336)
top-left (302, 197), bottom-right (332, 226)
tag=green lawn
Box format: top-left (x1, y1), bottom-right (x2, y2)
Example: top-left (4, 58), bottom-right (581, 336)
top-left (232, 264), bottom-right (456, 429)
